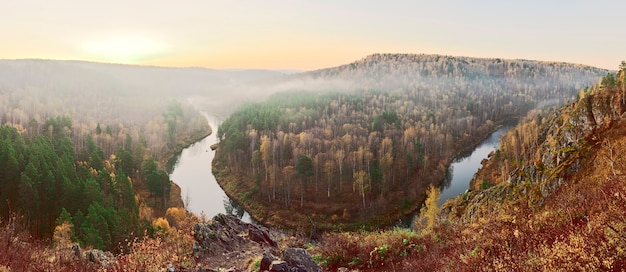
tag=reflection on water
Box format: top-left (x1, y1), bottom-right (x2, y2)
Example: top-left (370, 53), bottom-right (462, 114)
top-left (168, 113), bottom-right (252, 222)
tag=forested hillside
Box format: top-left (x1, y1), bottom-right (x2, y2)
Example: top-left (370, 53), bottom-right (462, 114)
top-left (311, 62), bottom-right (626, 272)
top-left (0, 60), bottom-right (229, 251)
top-left (214, 54), bottom-right (608, 229)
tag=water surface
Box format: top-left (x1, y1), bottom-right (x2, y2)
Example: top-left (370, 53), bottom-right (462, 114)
top-left (168, 113), bottom-right (252, 222)
top-left (438, 125), bottom-right (513, 205)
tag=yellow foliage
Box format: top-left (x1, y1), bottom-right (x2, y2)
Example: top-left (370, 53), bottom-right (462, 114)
top-left (153, 217), bottom-right (171, 232)
top-left (415, 185), bottom-right (440, 233)
top-left (139, 201), bottom-right (154, 222)
top-left (52, 222), bottom-right (73, 250)
top-left (342, 208), bottom-right (350, 220)
top-left (165, 207), bottom-right (188, 229)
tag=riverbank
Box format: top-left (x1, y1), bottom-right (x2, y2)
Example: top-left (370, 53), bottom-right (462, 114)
top-left (166, 124), bottom-right (212, 209)
top-left (212, 118), bottom-right (519, 231)
top-left (131, 113), bottom-right (212, 214)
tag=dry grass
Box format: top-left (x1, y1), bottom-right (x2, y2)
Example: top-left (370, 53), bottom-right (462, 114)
top-left (0, 214), bottom-right (97, 272)
top-left (0, 208), bottom-right (201, 272)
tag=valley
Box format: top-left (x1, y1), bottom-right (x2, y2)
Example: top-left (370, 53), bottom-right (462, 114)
top-left (0, 56), bottom-right (624, 271)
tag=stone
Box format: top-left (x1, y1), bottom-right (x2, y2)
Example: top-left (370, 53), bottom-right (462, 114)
top-left (248, 225), bottom-right (278, 247)
top-left (71, 244), bottom-right (82, 259)
top-left (282, 247), bottom-right (323, 272)
top-left (260, 251), bottom-right (276, 271)
top-left (84, 249), bottom-right (114, 267)
top-left (269, 261), bottom-right (289, 272)
top-left (193, 213), bottom-right (279, 271)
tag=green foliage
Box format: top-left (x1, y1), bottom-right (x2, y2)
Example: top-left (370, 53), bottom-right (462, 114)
top-left (480, 179), bottom-right (493, 190)
top-left (164, 100), bottom-right (184, 145)
top-left (369, 244), bottom-right (390, 265)
top-left (0, 120), bottom-right (145, 251)
top-left (43, 115), bottom-right (72, 136)
top-left (295, 155), bottom-right (314, 177)
top-left (369, 161), bottom-right (383, 194)
top-left (144, 156), bottom-right (171, 203)
top-left (601, 72), bottom-right (617, 89)
top-left (115, 147), bottom-right (134, 176)
top-left (372, 111), bottom-right (399, 132)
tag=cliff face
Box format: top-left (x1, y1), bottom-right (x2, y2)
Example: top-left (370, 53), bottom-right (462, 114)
top-left (445, 70), bottom-right (626, 222)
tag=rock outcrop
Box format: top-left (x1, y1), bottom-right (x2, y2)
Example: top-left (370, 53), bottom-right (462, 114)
top-left (193, 214), bottom-right (277, 258)
top-left (445, 72), bottom-right (626, 222)
top-left (193, 214), bottom-right (322, 272)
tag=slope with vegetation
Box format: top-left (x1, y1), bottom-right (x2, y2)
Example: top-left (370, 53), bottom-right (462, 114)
top-left (312, 62), bottom-right (626, 271)
top-left (214, 54), bottom-right (608, 230)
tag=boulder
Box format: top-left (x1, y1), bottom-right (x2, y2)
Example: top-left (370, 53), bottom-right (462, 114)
top-left (84, 249), bottom-right (114, 267)
top-left (260, 251), bottom-right (277, 271)
top-left (248, 225), bottom-right (278, 247)
top-left (269, 261), bottom-right (290, 272)
top-left (71, 244), bottom-right (82, 260)
top-left (282, 248), bottom-right (323, 272)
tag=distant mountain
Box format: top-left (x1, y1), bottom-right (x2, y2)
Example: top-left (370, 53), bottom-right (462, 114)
top-left (0, 59), bottom-right (294, 117)
top-left (0, 59), bottom-right (286, 96)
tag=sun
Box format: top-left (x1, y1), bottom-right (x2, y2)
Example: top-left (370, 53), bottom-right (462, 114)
top-left (83, 36), bottom-right (169, 64)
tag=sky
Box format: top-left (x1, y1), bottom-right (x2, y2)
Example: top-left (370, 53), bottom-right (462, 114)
top-left (0, 1), bottom-right (624, 70)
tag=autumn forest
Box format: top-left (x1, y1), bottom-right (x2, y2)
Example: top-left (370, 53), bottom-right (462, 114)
top-left (1, 55), bottom-right (624, 271)
top-left (213, 54), bottom-right (608, 229)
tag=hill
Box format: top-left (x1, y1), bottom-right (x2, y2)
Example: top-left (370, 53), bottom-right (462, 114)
top-left (213, 53), bottom-right (609, 231)
top-left (312, 63), bottom-right (626, 271)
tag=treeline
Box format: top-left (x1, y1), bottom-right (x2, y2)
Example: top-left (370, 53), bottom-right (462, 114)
top-left (214, 55), bottom-right (608, 228)
top-left (0, 116), bottom-right (175, 250)
top-left (304, 53), bottom-right (606, 95)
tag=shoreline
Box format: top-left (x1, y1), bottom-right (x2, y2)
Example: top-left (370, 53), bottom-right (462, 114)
top-left (212, 117), bottom-right (520, 231)
top-left (165, 117), bottom-right (213, 210)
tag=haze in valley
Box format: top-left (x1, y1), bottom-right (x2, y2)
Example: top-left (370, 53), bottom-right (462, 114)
top-left (2, 2), bottom-right (626, 271)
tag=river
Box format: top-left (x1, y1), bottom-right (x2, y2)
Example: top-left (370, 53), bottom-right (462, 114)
top-left (170, 113), bottom-right (512, 226)
top-left (168, 113), bottom-right (252, 222)
top-left (438, 123), bottom-right (514, 205)
top-left (404, 122), bottom-right (514, 228)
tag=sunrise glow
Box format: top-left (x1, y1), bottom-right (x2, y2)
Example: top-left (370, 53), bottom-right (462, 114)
top-left (82, 36), bottom-right (169, 64)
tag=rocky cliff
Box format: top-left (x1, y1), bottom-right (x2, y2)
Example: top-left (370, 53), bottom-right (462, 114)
top-left (445, 69), bottom-right (626, 222)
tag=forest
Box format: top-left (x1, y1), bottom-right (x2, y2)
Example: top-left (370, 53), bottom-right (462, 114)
top-left (214, 54), bottom-right (609, 229)
top-left (0, 60), bottom-right (218, 251)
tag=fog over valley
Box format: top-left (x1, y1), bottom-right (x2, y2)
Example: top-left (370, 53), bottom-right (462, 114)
top-left (0, 55), bottom-right (625, 271)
